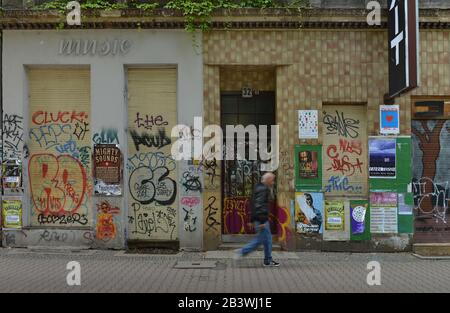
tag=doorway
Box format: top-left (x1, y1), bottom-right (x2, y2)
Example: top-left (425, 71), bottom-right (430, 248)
top-left (220, 91), bottom-right (276, 237)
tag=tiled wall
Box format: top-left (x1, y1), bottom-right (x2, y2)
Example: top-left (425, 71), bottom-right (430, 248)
top-left (202, 28), bottom-right (450, 249)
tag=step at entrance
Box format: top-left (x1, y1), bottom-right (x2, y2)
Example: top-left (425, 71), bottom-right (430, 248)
top-left (413, 243), bottom-right (450, 257)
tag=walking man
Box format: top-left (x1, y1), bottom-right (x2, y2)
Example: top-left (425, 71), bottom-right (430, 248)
top-left (234, 172), bottom-right (280, 267)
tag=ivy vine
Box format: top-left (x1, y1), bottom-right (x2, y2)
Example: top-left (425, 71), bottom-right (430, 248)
top-left (32, 0), bottom-right (310, 32)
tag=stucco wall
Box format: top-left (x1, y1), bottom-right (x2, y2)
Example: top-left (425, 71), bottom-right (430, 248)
top-left (2, 29), bottom-right (203, 250)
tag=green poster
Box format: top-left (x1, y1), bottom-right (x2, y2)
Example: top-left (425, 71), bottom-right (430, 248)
top-left (295, 145), bottom-right (322, 191)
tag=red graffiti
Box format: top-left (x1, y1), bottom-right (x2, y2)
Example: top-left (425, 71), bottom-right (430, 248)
top-left (326, 144), bottom-right (364, 176)
top-left (339, 139), bottom-right (362, 155)
top-left (32, 111), bottom-right (88, 126)
top-left (29, 154), bottom-right (87, 215)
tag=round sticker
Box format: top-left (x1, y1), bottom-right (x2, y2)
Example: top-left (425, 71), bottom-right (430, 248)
top-left (352, 206), bottom-right (366, 223)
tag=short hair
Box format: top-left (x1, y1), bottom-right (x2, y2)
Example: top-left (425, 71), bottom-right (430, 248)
top-left (261, 172), bottom-right (275, 183)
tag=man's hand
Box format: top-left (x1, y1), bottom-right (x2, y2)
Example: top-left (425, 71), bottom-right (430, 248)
top-left (259, 223), bottom-right (266, 230)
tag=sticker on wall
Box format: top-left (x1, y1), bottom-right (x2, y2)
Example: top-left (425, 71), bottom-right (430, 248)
top-left (2, 196), bottom-right (22, 229)
top-left (370, 192), bottom-right (398, 234)
top-left (2, 159), bottom-right (22, 189)
top-left (398, 193), bottom-right (413, 215)
top-left (295, 192), bottom-right (324, 234)
top-left (325, 201), bottom-right (345, 231)
top-left (380, 105), bottom-right (400, 135)
top-left (369, 138), bottom-right (397, 178)
top-left (298, 150), bottom-right (319, 178)
top-left (351, 203), bottom-right (368, 235)
top-left (298, 110), bottom-right (318, 139)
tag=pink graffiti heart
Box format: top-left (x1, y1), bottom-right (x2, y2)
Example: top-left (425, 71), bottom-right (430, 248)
top-left (181, 196), bottom-right (201, 208)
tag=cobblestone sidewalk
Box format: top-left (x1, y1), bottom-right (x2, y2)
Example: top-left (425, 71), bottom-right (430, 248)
top-left (0, 248), bottom-right (448, 293)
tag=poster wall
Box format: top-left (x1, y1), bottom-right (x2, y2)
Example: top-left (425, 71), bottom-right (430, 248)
top-left (298, 110), bottom-right (318, 139)
top-left (370, 192), bottom-right (398, 234)
top-left (295, 192), bottom-right (324, 234)
top-left (369, 138), bottom-right (397, 178)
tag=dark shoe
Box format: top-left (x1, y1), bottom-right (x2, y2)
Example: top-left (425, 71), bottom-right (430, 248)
top-left (263, 260), bottom-right (280, 267)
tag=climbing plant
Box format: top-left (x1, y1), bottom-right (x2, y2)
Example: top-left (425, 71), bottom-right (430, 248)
top-left (33, 0), bottom-right (310, 32)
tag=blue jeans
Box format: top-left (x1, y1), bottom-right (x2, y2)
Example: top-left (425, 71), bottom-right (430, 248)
top-left (240, 221), bottom-right (272, 263)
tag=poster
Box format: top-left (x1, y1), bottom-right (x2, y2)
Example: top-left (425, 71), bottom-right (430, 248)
top-left (298, 150), bottom-right (319, 178)
top-left (2, 197), bottom-right (22, 229)
top-left (351, 203), bottom-right (368, 235)
top-left (380, 105), bottom-right (400, 135)
top-left (2, 159), bottom-right (22, 189)
top-left (93, 144), bottom-right (122, 196)
top-left (295, 192), bottom-right (324, 234)
top-left (325, 201), bottom-right (345, 231)
top-left (298, 110), bottom-right (318, 139)
top-left (369, 138), bottom-right (396, 178)
top-left (370, 192), bottom-right (398, 234)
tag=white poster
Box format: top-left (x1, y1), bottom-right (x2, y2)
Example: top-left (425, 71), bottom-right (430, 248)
top-left (298, 110), bottom-right (318, 139)
top-left (370, 192), bottom-right (398, 234)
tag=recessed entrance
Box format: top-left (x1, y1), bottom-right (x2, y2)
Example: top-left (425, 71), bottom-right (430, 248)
top-left (220, 91), bottom-right (276, 237)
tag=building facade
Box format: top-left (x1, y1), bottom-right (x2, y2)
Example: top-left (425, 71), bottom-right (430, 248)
top-left (1, 1), bottom-right (450, 252)
top-left (1, 29), bottom-right (203, 250)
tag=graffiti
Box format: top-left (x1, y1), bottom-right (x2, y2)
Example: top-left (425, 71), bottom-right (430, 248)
top-left (55, 139), bottom-right (78, 154)
top-left (96, 200), bottom-right (120, 241)
top-left (129, 166), bottom-right (177, 206)
top-left (199, 158), bottom-right (219, 188)
top-left (29, 154), bottom-right (88, 215)
top-left (323, 105), bottom-right (367, 196)
top-left (326, 144), bottom-right (364, 176)
top-left (93, 128), bottom-right (119, 144)
top-left (37, 213), bottom-right (89, 226)
top-left (5, 232), bottom-right (16, 246)
top-left (77, 146), bottom-right (91, 168)
top-left (271, 205), bottom-right (294, 246)
top-left (338, 139), bottom-right (362, 155)
top-left (134, 113), bottom-right (168, 130)
top-left (182, 171), bottom-right (202, 193)
top-left (39, 230), bottom-right (69, 243)
top-left (129, 129), bottom-right (171, 151)
top-left (183, 207), bottom-right (197, 232)
top-left (3, 114), bottom-right (24, 158)
top-left (129, 203), bottom-right (176, 239)
top-left (73, 122), bottom-right (90, 141)
top-left (324, 176), bottom-right (362, 193)
top-left (412, 120), bottom-right (450, 240)
top-left (29, 124), bottom-right (73, 150)
top-left (223, 197), bottom-right (251, 234)
top-left (413, 177), bottom-right (449, 223)
top-left (127, 152), bottom-right (176, 173)
top-left (31, 110), bottom-right (88, 126)
top-left (181, 196), bottom-right (201, 208)
top-left (323, 110), bottom-right (360, 139)
top-left (280, 151), bottom-right (294, 188)
top-left (204, 196), bottom-right (220, 233)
